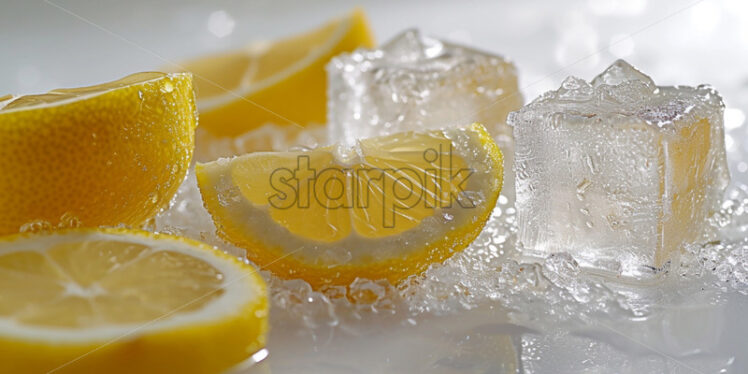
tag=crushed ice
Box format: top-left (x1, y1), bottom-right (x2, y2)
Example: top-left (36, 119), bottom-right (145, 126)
top-left (153, 121), bottom-right (747, 372)
top-left (155, 165), bottom-right (748, 329)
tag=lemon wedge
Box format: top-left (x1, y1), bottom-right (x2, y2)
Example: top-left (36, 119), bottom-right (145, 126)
top-left (0, 72), bottom-right (196, 235)
top-left (182, 9), bottom-right (375, 137)
top-left (197, 123), bottom-right (503, 288)
top-left (0, 228), bottom-right (267, 374)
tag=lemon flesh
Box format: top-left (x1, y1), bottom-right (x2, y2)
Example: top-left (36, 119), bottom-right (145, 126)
top-left (0, 228), bottom-right (267, 374)
top-left (0, 72), bottom-right (196, 235)
top-left (183, 9), bottom-right (375, 137)
top-left (197, 123), bottom-right (503, 289)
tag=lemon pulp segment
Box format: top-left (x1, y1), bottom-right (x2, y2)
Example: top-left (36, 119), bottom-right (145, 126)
top-left (0, 228), bottom-right (267, 374)
top-left (185, 9), bottom-right (375, 136)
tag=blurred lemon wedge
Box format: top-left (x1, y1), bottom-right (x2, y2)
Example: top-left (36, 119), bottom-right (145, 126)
top-left (0, 228), bottom-right (267, 374)
top-left (0, 72), bottom-right (196, 235)
top-left (196, 124), bottom-right (503, 289)
top-left (182, 9), bottom-right (375, 137)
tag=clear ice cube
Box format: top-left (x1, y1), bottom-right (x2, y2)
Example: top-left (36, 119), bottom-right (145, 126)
top-left (326, 29), bottom-right (521, 141)
top-left (327, 29), bottom-right (522, 196)
top-left (510, 59), bottom-right (729, 280)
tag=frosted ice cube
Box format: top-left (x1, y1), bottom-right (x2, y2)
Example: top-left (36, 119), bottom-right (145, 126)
top-left (326, 29), bottom-right (522, 145)
top-left (510, 59), bottom-right (729, 280)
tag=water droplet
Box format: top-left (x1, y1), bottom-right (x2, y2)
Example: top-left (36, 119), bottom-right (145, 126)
top-left (161, 81), bottom-right (174, 93)
top-left (58, 212), bottom-right (81, 229)
top-left (19, 220), bottom-right (53, 233)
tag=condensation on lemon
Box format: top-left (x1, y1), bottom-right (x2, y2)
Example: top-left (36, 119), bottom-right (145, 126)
top-left (182, 9), bottom-right (375, 138)
top-left (196, 123), bottom-right (503, 289)
top-left (0, 228), bottom-right (268, 374)
top-left (0, 72), bottom-right (197, 235)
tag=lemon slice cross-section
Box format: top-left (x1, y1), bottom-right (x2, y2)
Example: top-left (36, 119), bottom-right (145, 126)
top-left (183, 9), bottom-right (375, 137)
top-left (0, 228), bottom-right (267, 374)
top-left (0, 72), bottom-right (197, 235)
top-left (197, 123), bottom-right (503, 289)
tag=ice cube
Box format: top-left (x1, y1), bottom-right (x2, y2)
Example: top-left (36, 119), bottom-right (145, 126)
top-left (326, 29), bottom-right (521, 141)
top-left (327, 29), bottom-right (522, 197)
top-left (591, 59), bottom-right (655, 87)
top-left (510, 59), bottom-right (729, 280)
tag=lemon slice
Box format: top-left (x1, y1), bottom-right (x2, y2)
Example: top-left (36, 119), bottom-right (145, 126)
top-left (182, 9), bottom-right (375, 137)
top-left (197, 123), bottom-right (503, 288)
top-left (0, 228), bottom-right (267, 374)
top-left (0, 72), bottom-right (196, 235)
